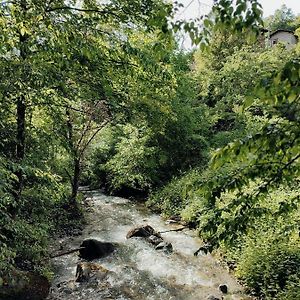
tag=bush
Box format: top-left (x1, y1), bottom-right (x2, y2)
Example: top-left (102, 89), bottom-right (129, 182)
top-left (277, 278), bottom-right (300, 300)
top-left (104, 123), bottom-right (159, 194)
top-left (147, 168), bottom-right (203, 217)
top-left (89, 126), bottom-right (118, 188)
top-left (236, 225), bottom-right (300, 299)
top-left (0, 161), bottom-right (74, 276)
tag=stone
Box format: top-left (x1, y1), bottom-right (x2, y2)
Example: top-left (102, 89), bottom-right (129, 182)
top-left (155, 242), bottom-right (173, 253)
top-left (56, 279), bottom-right (77, 294)
top-left (165, 219), bottom-right (179, 225)
top-left (227, 260), bottom-right (236, 271)
top-left (194, 243), bottom-right (213, 256)
top-left (219, 283), bottom-right (228, 294)
top-left (207, 295), bottom-right (220, 300)
top-left (79, 239), bottom-right (115, 260)
top-left (146, 235), bottom-right (164, 246)
top-left (126, 225), bottom-right (157, 239)
top-left (75, 262), bottom-right (109, 282)
top-left (0, 270), bottom-right (50, 300)
top-left (169, 215), bottom-right (181, 222)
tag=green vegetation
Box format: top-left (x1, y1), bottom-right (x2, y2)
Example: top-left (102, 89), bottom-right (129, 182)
top-left (148, 34), bottom-right (299, 300)
top-left (0, 0), bottom-right (175, 277)
top-left (147, 9), bottom-right (300, 300)
top-left (264, 5), bottom-right (300, 32)
top-left (1, 0), bottom-right (299, 299)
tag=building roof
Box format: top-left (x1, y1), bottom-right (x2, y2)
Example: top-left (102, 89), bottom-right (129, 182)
top-left (269, 29), bottom-right (295, 37)
top-left (259, 27), bottom-right (269, 33)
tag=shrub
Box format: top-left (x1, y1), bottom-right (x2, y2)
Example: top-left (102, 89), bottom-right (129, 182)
top-left (236, 225), bottom-right (300, 299)
top-left (104, 123), bottom-right (159, 193)
top-left (277, 278), bottom-right (300, 300)
top-left (147, 168), bottom-right (202, 217)
top-left (0, 161), bottom-right (73, 276)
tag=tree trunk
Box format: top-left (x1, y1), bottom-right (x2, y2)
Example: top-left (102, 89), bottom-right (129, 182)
top-left (15, 95), bottom-right (26, 200)
top-left (71, 157), bottom-right (81, 203)
top-left (13, 0), bottom-right (28, 204)
top-left (65, 108), bottom-right (81, 204)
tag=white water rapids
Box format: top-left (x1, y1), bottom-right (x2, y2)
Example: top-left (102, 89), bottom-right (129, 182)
top-left (47, 190), bottom-right (251, 300)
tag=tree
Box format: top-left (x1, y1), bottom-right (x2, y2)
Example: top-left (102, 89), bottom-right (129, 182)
top-left (264, 5), bottom-right (297, 32)
top-left (0, 0), bottom-right (174, 207)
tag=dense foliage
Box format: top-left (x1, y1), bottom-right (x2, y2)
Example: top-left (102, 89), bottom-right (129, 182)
top-left (148, 16), bottom-right (300, 300)
top-left (0, 0), bottom-right (299, 299)
top-left (264, 5), bottom-right (300, 32)
top-left (0, 0), bottom-right (175, 278)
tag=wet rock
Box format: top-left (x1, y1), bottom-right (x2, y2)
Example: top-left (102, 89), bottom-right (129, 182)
top-left (155, 242), bottom-right (173, 253)
top-left (75, 262), bottom-right (109, 282)
top-left (79, 239), bottom-right (115, 260)
top-left (127, 225), bottom-right (173, 253)
top-left (126, 225), bottom-right (157, 239)
top-left (0, 269), bottom-right (50, 300)
top-left (165, 219), bottom-right (180, 225)
top-left (146, 235), bottom-right (164, 246)
top-left (207, 295), bottom-right (220, 300)
top-left (219, 283), bottom-right (228, 294)
top-left (63, 287), bottom-right (73, 295)
top-left (227, 260), bottom-right (236, 271)
top-left (56, 280), bottom-right (77, 294)
top-left (194, 243), bottom-right (213, 256)
top-left (75, 263), bottom-right (90, 282)
top-left (169, 215), bottom-right (181, 222)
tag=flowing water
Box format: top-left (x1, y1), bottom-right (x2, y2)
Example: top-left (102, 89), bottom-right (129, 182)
top-left (47, 190), bottom-right (251, 300)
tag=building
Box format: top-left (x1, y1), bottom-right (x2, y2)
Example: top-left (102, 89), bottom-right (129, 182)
top-left (269, 29), bottom-right (298, 49)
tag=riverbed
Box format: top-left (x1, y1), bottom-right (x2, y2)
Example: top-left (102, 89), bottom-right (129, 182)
top-left (47, 190), bottom-right (251, 300)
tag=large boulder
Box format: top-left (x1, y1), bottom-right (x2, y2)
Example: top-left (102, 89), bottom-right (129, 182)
top-left (0, 270), bottom-right (50, 300)
top-left (126, 225), bottom-right (157, 239)
top-left (79, 239), bottom-right (115, 260)
top-left (127, 225), bottom-right (173, 252)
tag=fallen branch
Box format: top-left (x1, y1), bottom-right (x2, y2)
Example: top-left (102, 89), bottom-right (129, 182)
top-left (158, 226), bottom-right (188, 234)
top-left (50, 247), bottom-right (85, 259)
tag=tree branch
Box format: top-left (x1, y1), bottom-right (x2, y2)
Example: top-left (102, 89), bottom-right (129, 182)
top-left (64, 167), bottom-right (73, 184)
top-left (158, 226), bottom-right (188, 234)
top-left (50, 247), bottom-right (85, 259)
top-left (28, 101), bottom-right (103, 117)
top-left (79, 120), bottom-right (109, 157)
top-left (45, 6), bottom-right (121, 20)
top-left (256, 152), bottom-right (300, 197)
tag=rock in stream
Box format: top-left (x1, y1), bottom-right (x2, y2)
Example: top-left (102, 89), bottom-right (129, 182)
top-left (79, 239), bottom-right (115, 260)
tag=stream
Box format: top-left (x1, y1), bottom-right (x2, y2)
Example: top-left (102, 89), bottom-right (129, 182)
top-left (47, 190), bottom-right (251, 300)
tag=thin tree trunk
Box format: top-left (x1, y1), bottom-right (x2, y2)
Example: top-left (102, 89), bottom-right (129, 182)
top-left (13, 0), bottom-right (28, 205)
top-left (65, 109), bottom-right (81, 205)
top-left (15, 95), bottom-right (26, 200)
top-left (71, 157), bottom-right (81, 202)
